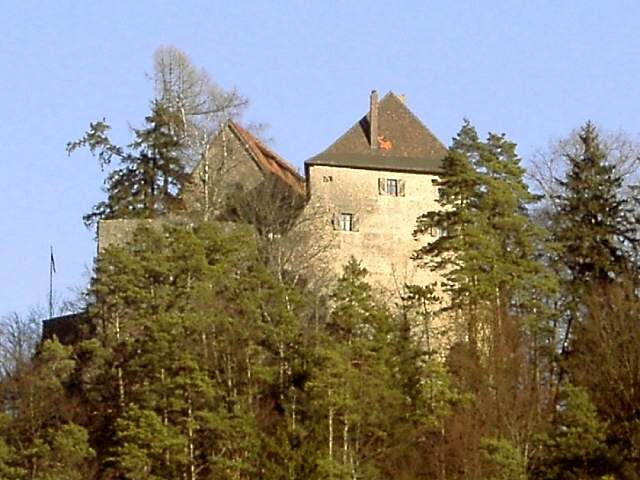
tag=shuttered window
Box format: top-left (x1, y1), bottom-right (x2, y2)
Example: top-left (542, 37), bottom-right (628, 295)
top-left (340, 213), bottom-right (353, 231)
top-left (332, 212), bottom-right (360, 232)
top-left (379, 178), bottom-right (405, 196)
top-left (387, 179), bottom-right (398, 196)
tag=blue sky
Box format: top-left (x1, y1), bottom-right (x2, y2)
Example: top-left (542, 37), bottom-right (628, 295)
top-left (1, 1), bottom-right (639, 317)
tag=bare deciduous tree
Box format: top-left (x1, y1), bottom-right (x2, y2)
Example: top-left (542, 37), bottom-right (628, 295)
top-left (0, 310), bottom-right (41, 379)
top-left (152, 46), bottom-right (249, 171)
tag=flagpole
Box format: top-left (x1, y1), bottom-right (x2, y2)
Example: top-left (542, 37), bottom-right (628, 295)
top-left (49, 245), bottom-right (54, 319)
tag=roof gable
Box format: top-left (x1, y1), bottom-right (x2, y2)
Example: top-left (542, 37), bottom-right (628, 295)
top-left (228, 122), bottom-right (305, 194)
top-left (306, 92), bottom-right (447, 173)
top-left (188, 121), bottom-right (305, 195)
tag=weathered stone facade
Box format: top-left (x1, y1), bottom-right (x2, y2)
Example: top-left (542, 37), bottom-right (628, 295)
top-left (302, 91), bottom-right (447, 299)
top-left (305, 164), bottom-right (441, 297)
top-left (97, 91), bottom-right (447, 303)
top-left (98, 218), bottom-right (159, 252)
top-left (98, 121), bottom-right (305, 252)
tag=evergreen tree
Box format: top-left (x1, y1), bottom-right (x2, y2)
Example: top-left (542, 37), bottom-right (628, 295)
top-left (0, 340), bottom-right (95, 479)
top-left (551, 122), bottom-right (640, 347)
top-left (308, 259), bottom-right (400, 479)
top-left (414, 121), bottom-right (557, 479)
top-left (414, 121), bottom-right (555, 350)
top-left (67, 102), bottom-right (189, 227)
top-left (532, 385), bottom-right (608, 480)
top-left (73, 222), bottom-right (315, 479)
top-left (414, 120), bottom-right (481, 336)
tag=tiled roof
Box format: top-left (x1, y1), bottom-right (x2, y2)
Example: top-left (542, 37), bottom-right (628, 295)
top-left (306, 92), bottom-right (447, 173)
top-left (228, 121), bottom-right (306, 194)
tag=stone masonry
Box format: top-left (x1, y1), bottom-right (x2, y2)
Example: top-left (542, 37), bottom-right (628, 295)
top-left (97, 91), bottom-right (447, 302)
top-left (305, 164), bottom-right (442, 297)
top-left (303, 91), bottom-right (447, 299)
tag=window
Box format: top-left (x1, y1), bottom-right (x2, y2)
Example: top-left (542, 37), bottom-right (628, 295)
top-left (339, 213), bottom-right (353, 231)
top-left (332, 212), bottom-right (359, 232)
top-left (386, 179), bottom-right (398, 196)
top-left (378, 178), bottom-right (405, 196)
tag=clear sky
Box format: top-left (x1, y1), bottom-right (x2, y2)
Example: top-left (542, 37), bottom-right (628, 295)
top-left (1, 0), bottom-right (639, 318)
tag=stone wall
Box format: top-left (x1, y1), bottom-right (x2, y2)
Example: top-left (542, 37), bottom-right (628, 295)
top-left (305, 164), bottom-right (442, 298)
top-left (97, 218), bottom-right (159, 252)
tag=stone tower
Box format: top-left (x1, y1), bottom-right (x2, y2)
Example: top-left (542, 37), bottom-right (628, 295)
top-left (304, 91), bottom-right (447, 298)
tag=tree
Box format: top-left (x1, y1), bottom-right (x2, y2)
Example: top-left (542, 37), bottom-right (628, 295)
top-left (565, 280), bottom-right (640, 478)
top-left (532, 385), bottom-right (608, 480)
top-left (530, 125), bottom-right (640, 201)
top-left (0, 340), bottom-right (95, 479)
top-left (414, 121), bottom-right (556, 351)
top-left (305, 259), bottom-right (460, 479)
top-left (307, 259), bottom-right (403, 478)
top-left (0, 311), bottom-right (40, 380)
top-left (413, 121), bottom-right (558, 479)
top-left (549, 122), bottom-right (640, 349)
top-left (68, 47), bottom-right (250, 228)
top-left (153, 46), bottom-right (248, 169)
top-left (72, 221), bottom-right (319, 478)
top-left (67, 102), bottom-right (189, 226)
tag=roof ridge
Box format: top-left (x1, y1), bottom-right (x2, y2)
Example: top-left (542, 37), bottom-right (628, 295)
top-left (229, 121), bottom-right (303, 181)
top-left (228, 120), bottom-right (305, 194)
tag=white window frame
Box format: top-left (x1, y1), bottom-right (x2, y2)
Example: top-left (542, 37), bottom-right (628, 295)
top-left (339, 212), bottom-right (353, 231)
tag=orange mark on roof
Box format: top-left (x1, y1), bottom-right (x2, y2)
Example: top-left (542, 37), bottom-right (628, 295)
top-left (377, 135), bottom-right (392, 150)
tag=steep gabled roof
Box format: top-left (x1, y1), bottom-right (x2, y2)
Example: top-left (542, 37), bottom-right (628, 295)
top-left (227, 121), bottom-right (306, 194)
top-left (306, 92), bottom-right (447, 174)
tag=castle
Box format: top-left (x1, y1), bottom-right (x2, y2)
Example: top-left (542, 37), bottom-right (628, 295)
top-left (98, 91), bottom-right (447, 298)
top-left (46, 91), bottom-right (448, 343)
top-left (304, 91), bottom-right (446, 296)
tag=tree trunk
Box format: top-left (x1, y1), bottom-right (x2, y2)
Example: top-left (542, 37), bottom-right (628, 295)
top-left (328, 391), bottom-right (334, 459)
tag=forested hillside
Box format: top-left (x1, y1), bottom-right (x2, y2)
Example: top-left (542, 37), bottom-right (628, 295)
top-left (1, 49), bottom-right (640, 480)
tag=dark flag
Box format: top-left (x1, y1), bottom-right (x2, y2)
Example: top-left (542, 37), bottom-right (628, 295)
top-left (49, 246), bottom-right (55, 319)
top-left (50, 247), bottom-right (56, 274)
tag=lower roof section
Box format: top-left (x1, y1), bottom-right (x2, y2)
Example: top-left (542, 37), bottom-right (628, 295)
top-left (305, 153), bottom-right (443, 175)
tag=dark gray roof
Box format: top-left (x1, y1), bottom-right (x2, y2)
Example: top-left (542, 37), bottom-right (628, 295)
top-left (305, 92), bottom-right (446, 173)
top-left (305, 153), bottom-right (443, 174)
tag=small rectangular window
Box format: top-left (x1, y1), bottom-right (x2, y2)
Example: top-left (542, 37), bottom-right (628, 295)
top-left (387, 179), bottom-right (398, 196)
top-left (339, 213), bottom-right (353, 231)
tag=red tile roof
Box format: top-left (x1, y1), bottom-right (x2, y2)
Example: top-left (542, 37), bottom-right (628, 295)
top-left (229, 121), bottom-right (306, 195)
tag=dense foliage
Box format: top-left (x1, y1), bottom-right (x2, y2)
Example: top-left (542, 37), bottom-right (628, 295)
top-left (2, 114), bottom-right (639, 479)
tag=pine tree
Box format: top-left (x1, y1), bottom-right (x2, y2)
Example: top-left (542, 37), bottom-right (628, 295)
top-left (74, 221), bottom-right (319, 479)
top-left (414, 122), bottom-right (558, 478)
top-left (414, 122), bottom-right (555, 350)
top-left (0, 340), bottom-right (95, 479)
top-left (414, 120), bottom-right (481, 320)
top-left (67, 102), bottom-right (189, 227)
top-left (532, 385), bottom-right (608, 480)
